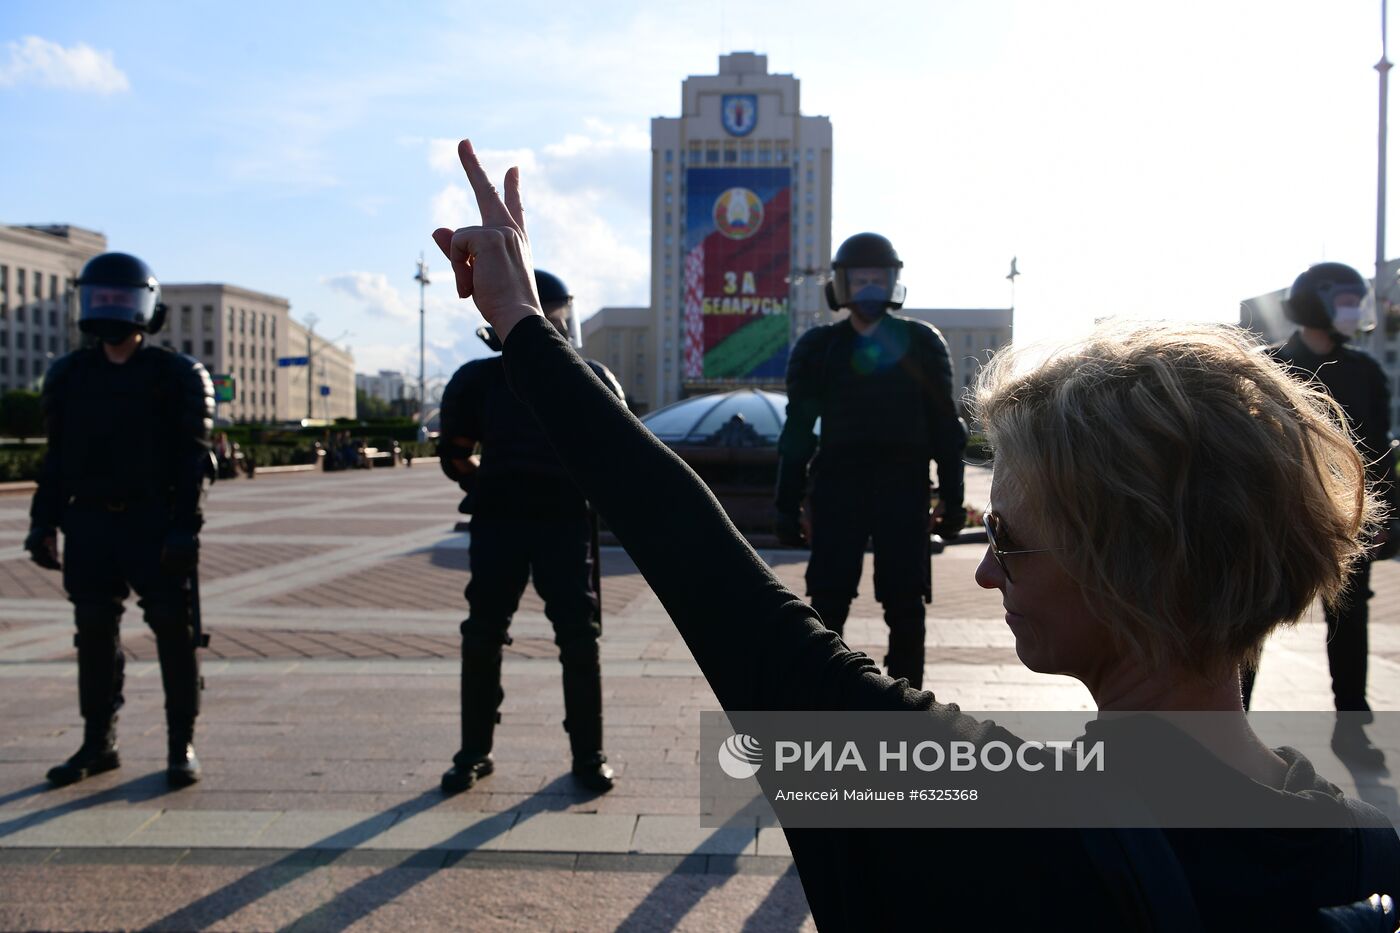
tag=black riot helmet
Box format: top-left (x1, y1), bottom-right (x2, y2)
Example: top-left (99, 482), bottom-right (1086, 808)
top-left (1285, 262), bottom-right (1376, 340)
top-left (825, 232), bottom-right (907, 320)
top-left (476, 269), bottom-right (579, 352)
top-left (535, 268), bottom-right (580, 348)
top-left (75, 252), bottom-right (168, 343)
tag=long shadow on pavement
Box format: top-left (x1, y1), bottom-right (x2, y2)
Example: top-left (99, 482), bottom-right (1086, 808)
top-left (277, 775), bottom-right (605, 933)
top-left (613, 823), bottom-right (808, 933)
top-left (738, 863), bottom-right (808, 933)
top-left (0, 772), bottom-right (173, 840)
top-left (0, 782), bottom-right (55, 811)
top-left (143, 788), bottom-right (447, 932)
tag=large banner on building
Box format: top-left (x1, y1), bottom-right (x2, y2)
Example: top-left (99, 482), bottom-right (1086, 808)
top-left (683, 167), bottom-right (791, 382)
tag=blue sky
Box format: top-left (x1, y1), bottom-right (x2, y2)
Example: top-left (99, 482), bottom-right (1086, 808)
top-left (2, 0), bottom-right (1395, 376)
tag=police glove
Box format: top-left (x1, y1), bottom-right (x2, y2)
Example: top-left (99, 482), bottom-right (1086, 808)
top-left (24, 526), bottom-right (60, 570)
top-left (775, 511), bottom-right (806, 548)
top-left (161, 530), bottom-right (200, 577)
top-left (932, 508), bottom-right (966, 543)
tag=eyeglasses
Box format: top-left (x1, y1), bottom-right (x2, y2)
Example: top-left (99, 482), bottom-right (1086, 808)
top-left (982, 509), bottom-right (1060, 583)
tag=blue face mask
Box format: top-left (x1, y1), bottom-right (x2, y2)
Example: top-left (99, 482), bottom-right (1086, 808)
top-left (850, 284), bottom-right (890, 321)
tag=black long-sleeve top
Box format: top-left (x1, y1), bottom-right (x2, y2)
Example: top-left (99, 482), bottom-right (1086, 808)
top-left (31, 344), bottom-right (213, 532)
top-left (502, 314), bottom-right (1400, 931)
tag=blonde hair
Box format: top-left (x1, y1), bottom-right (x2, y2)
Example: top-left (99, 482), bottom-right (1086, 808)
top-left (973, 321), bottom-right (1379, 678)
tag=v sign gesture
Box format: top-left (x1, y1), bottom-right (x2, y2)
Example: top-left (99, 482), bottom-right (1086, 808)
top-left (430, 139), bottom-right (543, 345)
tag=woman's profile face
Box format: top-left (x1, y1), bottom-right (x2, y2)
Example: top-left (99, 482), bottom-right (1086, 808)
top-left (974, 467), bottom-right (1110, 680)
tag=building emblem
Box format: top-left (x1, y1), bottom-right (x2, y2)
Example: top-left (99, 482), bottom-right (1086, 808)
top-left (721, 94), bottom-right (758, 137)
top-left (713, 187), bottom-right (765, 240)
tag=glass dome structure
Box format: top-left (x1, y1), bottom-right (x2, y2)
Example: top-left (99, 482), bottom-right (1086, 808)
top-left (640, 389), bottom-right (787, 446)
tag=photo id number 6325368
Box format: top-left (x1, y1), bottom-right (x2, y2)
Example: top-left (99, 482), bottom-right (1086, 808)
top-left (909, 789), bottom-right (979, 802)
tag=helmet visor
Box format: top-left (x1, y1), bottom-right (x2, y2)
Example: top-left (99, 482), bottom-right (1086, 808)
top-left (833, 267), bottom-right (902, 314)
top-left (79, 283), bottom-right (155, 326)
top-left (1325, 284), bottom-right (1377, 337)
top-left (544, 300), bottom-right (582, 349)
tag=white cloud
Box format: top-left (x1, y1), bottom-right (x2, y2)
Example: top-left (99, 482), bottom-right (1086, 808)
top-left (0, 36), bottom-right (129, 94)
top-left (425, 124), bottom-right (650, 320)
top-left (322, 272), bottom-right (414, 322)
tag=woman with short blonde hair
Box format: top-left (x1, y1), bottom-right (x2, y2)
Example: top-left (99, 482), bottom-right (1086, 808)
top-left (434, 140), bottom-right (1400, 930)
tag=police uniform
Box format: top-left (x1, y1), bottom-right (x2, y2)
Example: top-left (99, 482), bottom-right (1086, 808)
top-left (27, 253), bottom-right (214, 788)
top-left (776, 312), bottom-right (966, 689)
top-left (438, 273), bottom-right (624, 794)
top-left (1244, 332), bottom-right (1399, 714)
top-left (1242, 261), bottom-right (1400, 768)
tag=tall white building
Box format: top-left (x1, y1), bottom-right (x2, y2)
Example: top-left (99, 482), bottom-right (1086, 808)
top-left (648, 52), bottom-right (833, 411)
top-left (356, 370), bottom-right (411, 404)
top-left (285, 318), bottom-right (355, 423)
top-left (0, 224), bottom-right (108, 391)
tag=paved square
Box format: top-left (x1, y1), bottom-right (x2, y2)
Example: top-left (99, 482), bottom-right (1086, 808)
top-left (1, 463), bottom-right (1398, 930)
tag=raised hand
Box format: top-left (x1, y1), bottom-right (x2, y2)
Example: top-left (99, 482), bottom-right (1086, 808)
top-left (430, 139), bottom-right (543, 344)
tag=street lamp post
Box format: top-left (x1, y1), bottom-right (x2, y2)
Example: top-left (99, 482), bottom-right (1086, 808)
top-left (1377, 0), bottom-right (1392, 352)
top-left (303, 313), bottom-right (318, 422)
top-left (414, 255), bottom-right (430, 438)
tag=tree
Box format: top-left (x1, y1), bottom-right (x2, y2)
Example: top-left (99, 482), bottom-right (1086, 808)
top-left (1, 390), bottom-right (43, 442)
top-left (356, 389), bottom-right (392, 420)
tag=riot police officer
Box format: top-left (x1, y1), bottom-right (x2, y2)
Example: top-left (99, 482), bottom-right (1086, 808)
top-left (774, 233), bottom-right (967, 689)
top-left (437, 269), bottom-right (623, 794)
top-left (26, 252), bottom-right (215, 788)
top-left (1244, 261), bottom-right (1400, 767)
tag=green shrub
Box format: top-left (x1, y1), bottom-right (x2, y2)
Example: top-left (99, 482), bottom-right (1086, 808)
top-left (0, 446), bottom-right (48, 481)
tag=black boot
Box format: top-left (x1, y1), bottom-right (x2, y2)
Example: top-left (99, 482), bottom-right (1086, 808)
top-left (50, 611), bottom-right (125, 787)
top-left (810, 594), bottom-right (852, 640)
top-left (561, 640), bottom-right (615, 793)
top-left (441, 751), bottom-right (495, 794)
top-left (150, 610), bottom-right (202, 788)
top-left (1333, 719), bottom-right (1386, 769)
top-left (444, 633), bottom-right (504, 794)
top-left (884, 601), bottom-right (927, 690)
top-left (166, 721), bottom-right (202, 788)
top-left (47, 717), bottom-right (120, 787)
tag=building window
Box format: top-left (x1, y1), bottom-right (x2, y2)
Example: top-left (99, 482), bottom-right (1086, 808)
top-left (740, 146), bottom-right (754, 164)
top-left (665, 149), bottom-right (673, 164)
top-left (665, 211), bottom-right (672, 227)
top-left (48, 310), bottom-right (56, 328)
top-left (705, 146), bottom-right (720, 165)
top-left (806, 169), bottom-right (814, 185)
top-left (0, 332), bottom-right (7, 347)
top-left (32, 275), bottom-right (41, 301)
top-left (17, 359), bottom-right (26, 376)
top-left (47, 336), bottom-right (56, 352)
top-left (49, 275), bottom-right (57, 301)
top-left (0, 265), bottom-right (7, 292)
top-left (1388, 350), bottom-right (1398, 365)
top-left (15, 305), bottom-right (23, 323)
top-left (203, 339), bottom-right (214, 356)
top-left (182, 339), bottom-right (193, 354)
top-left (664, 170), bottom-right (673, 185)
top-left (31, 334), bottom-right (40, 351)
top-left (16, 269), bottom-right (25, 297)
top-left (0, 358), bottom-right (7, 374)
top-left (776, 145), bottom-right (789, 163)
top-left (182, 305), bottom-right (192, 328)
